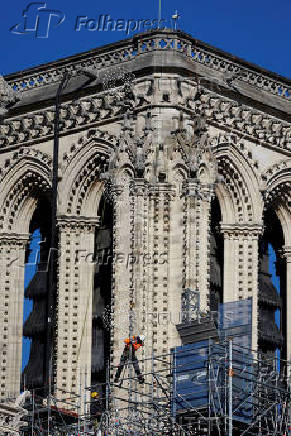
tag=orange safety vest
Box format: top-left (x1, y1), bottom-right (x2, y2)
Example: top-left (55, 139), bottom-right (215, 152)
top-left (124, 336), bottom-right (143, 351)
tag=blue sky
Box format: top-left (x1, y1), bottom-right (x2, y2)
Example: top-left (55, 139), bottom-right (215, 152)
top-left (1, 0), bottom-right (290, 77)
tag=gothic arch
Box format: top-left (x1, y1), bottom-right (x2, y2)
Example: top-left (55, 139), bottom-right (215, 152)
top-left (258, 160), bottom-right (291, 361)
top-left (0, 149), bottom-right (51, 234)
top-left (169, 150), bottom-right (189, 183)
top-left (214, 142), bottom-right (263, 225)
top-left (264, 160), bottom-right (291, 245)
top-left (59, 129), bottom-right (118, 216)
top-left (215, 181), bottom-right (235, 224)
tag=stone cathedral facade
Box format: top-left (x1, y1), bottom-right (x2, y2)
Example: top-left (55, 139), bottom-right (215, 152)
top-left (0, 29), bottom-right (290, 412)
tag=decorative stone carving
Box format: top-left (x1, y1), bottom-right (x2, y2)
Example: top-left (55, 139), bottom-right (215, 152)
top-left (0, 80), bottom-right (290, 154)
top-left (0, 76), bottom-right (20, 118)
top-left (57, 215), bottom-right (100, 233)
top-left (0, 397), bottom-right (29, 436)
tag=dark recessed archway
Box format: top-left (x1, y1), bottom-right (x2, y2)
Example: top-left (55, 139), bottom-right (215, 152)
top-left (210, 196), bottom-right (224, 312)
top-left (22, 196), bottom-right (51, 392)
top-left (91, 196), bottom-right (113, 408)
top-left (258, 208), bottom-right (285, 362)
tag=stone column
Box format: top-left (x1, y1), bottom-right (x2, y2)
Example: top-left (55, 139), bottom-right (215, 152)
top-left (0, 233), bottom-right (29, 401)
top-left (221, 224), bottom-right (262, 351)
top-left (107, 179), bottom-right (133, 417)
top-left (168, 187), bottom-right (183, 347)
top-left (55, 216), bottom-right (99, 411)
top-left (182, 181), bottom-right (214, 312)
top-left (220, 227), bottom-right (237, 303)
top-left (129, 180), bottom-right (149, 376)
top-left (282, 246), bottom-right (291, 372)
top-left (145, 184), bottom-right (175, 381)
top-left (109, 181), bottom-right (132, 379)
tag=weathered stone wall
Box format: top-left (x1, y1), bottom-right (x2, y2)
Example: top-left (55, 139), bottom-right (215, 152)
top-left (0, 30), bottom-right (290, 410)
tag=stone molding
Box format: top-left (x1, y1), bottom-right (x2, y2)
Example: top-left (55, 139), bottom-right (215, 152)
top-left (0, 233), bottom-right (30, 247)
top-left (57, 215), bottom-right (100, 233)
top-left (220, 223), bottom-right (263, 238)
top-left (147, 183), bottom-right (176, 199)
top-left (6, 30), bottom-right (290, 100)
top-left (281, 246), bottom-right (291, 262)
top-left (1, 85), bottom-right (290, 155)
top-left (0, 76), bottom-right (20, 118)
top-left (182, 179), bottom-right (215, 201)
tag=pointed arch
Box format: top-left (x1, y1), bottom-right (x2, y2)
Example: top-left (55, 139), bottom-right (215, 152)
top-left (264, 159), bottom-right (291, 245)
top-left (215, 181), bottom-right (236, 224)
top-left (214, 142), bottom-right (264, 225)
top-left (0, 149), bottom-right (51, 234)
top-left (59, 129), bottom-right (118, 216)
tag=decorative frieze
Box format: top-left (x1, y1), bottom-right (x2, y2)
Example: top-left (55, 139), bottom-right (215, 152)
top-left (6, 31), bottom-right (290, 102)
top-left (0, 76), bottom-right (20, 118)
top-left (220, 223), bottom-right (263, 239)
top-left (1, 77), bottom-right (290, 156)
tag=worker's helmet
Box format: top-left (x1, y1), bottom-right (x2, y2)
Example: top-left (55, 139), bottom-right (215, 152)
top-left (139, 335), bottom-right (145, 342)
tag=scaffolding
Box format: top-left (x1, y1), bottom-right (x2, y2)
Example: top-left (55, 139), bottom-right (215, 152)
top-left (9, 337), bottom-right (290, 435)
top-left (9, 298), bottom-right (290, 435)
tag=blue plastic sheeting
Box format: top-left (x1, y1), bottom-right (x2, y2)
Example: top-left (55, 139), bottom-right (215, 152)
top-left (172, 340), bottom-right (223, 416)
top-left (228, 349), bottom-right (253, 423)
top-left (172, 299), bottom-right (253, 423)
top-left (218, 299), bottom-right (252, 329)
top-left (219, 299), bottom-right (252, 351)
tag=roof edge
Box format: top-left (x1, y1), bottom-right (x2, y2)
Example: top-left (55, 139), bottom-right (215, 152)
top-left (4, 29), bottom-right (291, 85)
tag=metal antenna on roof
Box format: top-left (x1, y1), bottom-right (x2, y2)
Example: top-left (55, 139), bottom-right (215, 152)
top-left (172, 10), bottom-right (181, 31)
top-left (158, 0), bottom-right (162, 26)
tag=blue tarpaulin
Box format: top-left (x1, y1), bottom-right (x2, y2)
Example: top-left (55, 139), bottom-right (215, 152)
top-left (172, 298), bottom-right (253, 423)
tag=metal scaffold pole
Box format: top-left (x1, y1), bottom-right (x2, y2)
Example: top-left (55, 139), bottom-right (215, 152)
top-left (18, 344), bottom-right (291, 435)
top-left (84, 367), bottom-right (87, 435)
top-left (32, 389), bottom-right (35, 435)
top-left (78, 369), bottom-right (81, 435)
top-left (228, 338), bottom-right (233, 436)
top-left (106, 359), bottom-right (110, 413)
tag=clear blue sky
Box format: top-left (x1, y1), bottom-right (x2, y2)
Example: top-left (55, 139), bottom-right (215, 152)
top-left (1, 0), bottom-right (290, 77)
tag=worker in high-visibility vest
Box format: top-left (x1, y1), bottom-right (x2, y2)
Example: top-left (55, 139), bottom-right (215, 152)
top-left (114, 335), bottom-right (145, 384)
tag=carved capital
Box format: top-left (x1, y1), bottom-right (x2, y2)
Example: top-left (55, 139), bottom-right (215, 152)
top-left (182, 179), bottom-right (215, 201)
top-left (129, 179), bottom-right (149, 197)
top-left (0, 233), bottom-right (30, 249)
top-left (148, 183), bottom-right (176, 200)
top-left (281, 246), bottom-right (291, 263)
top-left (220, 223), bottom-right (263, 239)
top-left (57, 215), bottom-right (100, 233)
